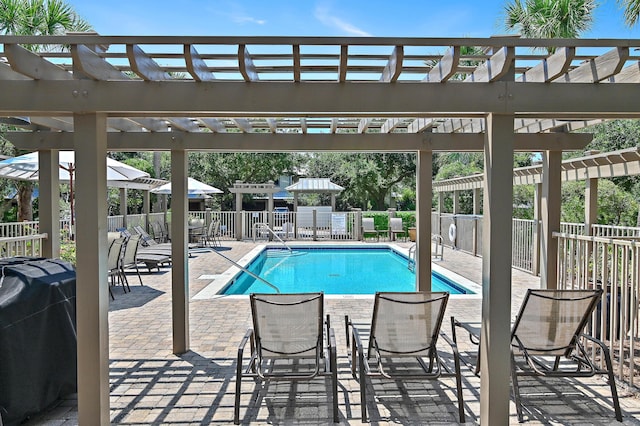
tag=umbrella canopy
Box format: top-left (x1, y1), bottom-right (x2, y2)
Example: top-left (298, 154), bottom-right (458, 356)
top-left (0, 151), bottom-right (150, 226)
top-left (151, 177), bottom-right (222, 196)
top-left (0, 151), bottom-right (149, 182)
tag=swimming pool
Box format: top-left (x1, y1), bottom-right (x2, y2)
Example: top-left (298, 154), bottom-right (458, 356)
top-left (218, 246), bottom-right (478, 295)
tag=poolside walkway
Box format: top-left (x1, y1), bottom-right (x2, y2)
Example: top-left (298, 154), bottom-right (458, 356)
top-left (26, 241), bottom-right (640, 425)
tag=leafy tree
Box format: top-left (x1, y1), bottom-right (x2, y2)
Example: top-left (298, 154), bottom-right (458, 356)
top-left (0, 0), bottom-right (92, 220)
top-left (503, 0), bottom-right (596, 50)
top-left (618, 0), bottom-right (640, 27)
top-left (562, 180), bottom-right (638, 226)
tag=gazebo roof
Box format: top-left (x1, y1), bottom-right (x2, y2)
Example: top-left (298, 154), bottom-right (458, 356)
top-left (285, 178), bottom-right (344, 193)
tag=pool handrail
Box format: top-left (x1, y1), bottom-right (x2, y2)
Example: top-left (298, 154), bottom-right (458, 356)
top-left (252, 223), bottom-right (293, 253)
top-left (210, 248), bottom-right (281, 294)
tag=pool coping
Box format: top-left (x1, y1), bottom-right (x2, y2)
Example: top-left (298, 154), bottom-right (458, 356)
top-left (192, 242), bottom-right (482, 300)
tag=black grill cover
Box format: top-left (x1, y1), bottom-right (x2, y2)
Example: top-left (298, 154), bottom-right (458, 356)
top-left (0, 258), bottom-right (77, 425)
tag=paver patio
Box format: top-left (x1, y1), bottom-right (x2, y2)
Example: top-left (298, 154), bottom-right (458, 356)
top-left (24, 241), bottom-right (640, 425)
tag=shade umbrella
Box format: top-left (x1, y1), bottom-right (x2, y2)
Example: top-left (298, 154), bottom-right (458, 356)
top-left (0, 151), bottom-right (150, 226)
top-left (151, 177), bottom-right (223, 196)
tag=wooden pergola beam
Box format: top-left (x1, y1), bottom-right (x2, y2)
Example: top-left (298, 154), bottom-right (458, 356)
top-left (5, 131), bottom-right (592, 152)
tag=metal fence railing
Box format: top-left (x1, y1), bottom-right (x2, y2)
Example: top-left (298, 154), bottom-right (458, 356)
top-left (555, 231), bottom-right (640, 388)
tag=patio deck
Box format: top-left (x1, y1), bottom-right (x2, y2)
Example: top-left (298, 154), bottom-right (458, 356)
top-left (26, 241), bottom-right (640, 425)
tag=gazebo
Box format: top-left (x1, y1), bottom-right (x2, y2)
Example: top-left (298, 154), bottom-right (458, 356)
top-left (285, 177), bottom-right (344, 211)
top-left (1, 34), bottom-right (638, 424)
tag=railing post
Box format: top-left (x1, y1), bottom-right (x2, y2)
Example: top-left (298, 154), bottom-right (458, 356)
top-left (353, 209), bottom-right (362, 241)
top-left (312, 209), bottom-right (317, 241)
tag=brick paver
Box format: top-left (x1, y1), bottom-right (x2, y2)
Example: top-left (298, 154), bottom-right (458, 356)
top-left (24, 242), bottom-right (640, 425)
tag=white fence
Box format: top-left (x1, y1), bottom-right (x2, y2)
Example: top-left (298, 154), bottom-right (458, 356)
top-left (555, 231), bottom-right (640, 387)
top-left (0, 233), bottom-right (48, 257)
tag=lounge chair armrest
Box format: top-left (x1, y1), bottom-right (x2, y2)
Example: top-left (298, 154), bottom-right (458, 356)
top-left (238, 329), bottom-right (253, 357)
top-left (440, 332), bottom-right (459, 353)
top-left (580, 333), bottom-right (608, 350)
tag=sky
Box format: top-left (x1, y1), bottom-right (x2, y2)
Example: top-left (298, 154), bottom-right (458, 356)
top-left (69, 0), bottom-right (640, 39)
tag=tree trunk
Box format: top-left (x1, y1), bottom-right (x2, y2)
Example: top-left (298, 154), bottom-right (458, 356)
top-left (17, 181), bottom-right (34, 221)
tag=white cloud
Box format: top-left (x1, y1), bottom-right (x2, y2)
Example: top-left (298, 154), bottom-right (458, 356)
top-left (315, 3), bottom-right (372, 36)
top-left (231, 15), bottom-right (266, 25)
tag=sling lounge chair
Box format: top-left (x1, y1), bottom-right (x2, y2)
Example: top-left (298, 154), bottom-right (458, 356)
top-left (346, 291), bottom-right (465, 423)
top-left (389, 217), bottom-right (406, 241)
top-left (234, 292), bottom-right (339, 424)
top-left (452, 288), bottom-right (622, 422)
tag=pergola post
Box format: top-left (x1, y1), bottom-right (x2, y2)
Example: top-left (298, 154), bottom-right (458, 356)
top-left (73, 113), bottom-right (110, 426)
top-left (416, 150), bottom-right (432, 291)
top-left (540, 150), bottom-right (562, 289)
top-left (472, 187), bottom-right (481, 257)
top-left (119, 188), bottom-right (128, 229)
top-left (170, 150), bottom-right (189, 354)
top-left (480, 112), bottom-right (514, 426)
top-left (39, 150), bottom-right (60, 258)
top-left (532, 183), bottom-right (542, 276)
top-left (143, 190), bottom-right (150, 232)
top-left (235, 190), bottom-right (243, 241)
top-left (437, 192), bottom-right (444, 238)
top-left (585, 177), bottom-right (598, 236)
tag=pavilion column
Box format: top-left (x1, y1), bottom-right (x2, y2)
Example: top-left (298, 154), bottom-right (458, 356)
top-left (585, 177), bottom-right (598, 236)
top-left (235, 190), bottom-right (243, 241)
top-left (452, 190), bottom-right (460, 215)
top-left (416, 149), bottom-right (432, 291)
top-left (331, 194), bottom-right (336, 211)
top-left (293, 192), bottom-right (298, 211)
top-left (437, 192), bottom-right (444, 239)
top-left (268, 194), bottom-right (274, 232)
top-left (472, 187), bottom-right (481, 257)
top-left (73, 113), bottom-right (110, 425)
top-left (143, 190), bottom-right (150, 231)
top-left (171, 149), bottom-right (189, 354)
top-left (480, 112), bottom-right (514, 426)
top-left (39, 150), bottom-right (60, 258)
top-left (119, 188), bottom-right (128, 229)
top-left (540, 150), bottom-right (562, 289)
top-left (532, 183), bottom-right (542, 276)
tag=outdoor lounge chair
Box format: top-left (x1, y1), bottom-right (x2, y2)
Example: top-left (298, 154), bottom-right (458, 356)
top-left (120, 234), bottom-right (143, 286)
top-left (361, 217), bottom-right (379, 241)
top-left (234, 292), bottom-right (339, 424)
top-left (107, 237), bottom-right (127, 299)
top-left (452, 288), bottom-right (622, 422)
top-left (345, 291), bottom-right (465, 423)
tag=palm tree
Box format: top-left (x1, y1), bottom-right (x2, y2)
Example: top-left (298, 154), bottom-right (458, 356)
top-left (503, 0), bottom-right (596, 48)
top-left (618, 0), bottom-right (640, 27)
top-left (0, 0), bottom-right (91, 221)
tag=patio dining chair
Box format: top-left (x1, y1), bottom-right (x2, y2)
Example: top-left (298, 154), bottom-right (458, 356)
top-left (389, 217), bottom-right (406, 241)
top-left (345, 291), bottom-right (465, 423)
top-left (234, 292), bottom-right (339, 424)
top-left (361, 217), bottom-right (379, 242)
top-left (452, 288), bottom-right (622, 422)
top-left (107, 237), bottom-right (128, 299)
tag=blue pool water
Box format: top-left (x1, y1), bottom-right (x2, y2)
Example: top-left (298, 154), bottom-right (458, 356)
top-left (220, 247), bottom-right (473, 295)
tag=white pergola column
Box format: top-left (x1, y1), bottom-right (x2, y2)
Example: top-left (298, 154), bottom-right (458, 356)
top-left (235, 191), bottom-right (243, 240)
top-left (143, 190), bottom-right (150, 231)
top-left (39, 150), bottom-right (60, 258)
top-left (331, 193), bottom-right (336, 210)
top-left (171, 149), bottom-right (190, 354)
top-left (532, 183), bottom-right (542, 276)
top-left (452, 190), bottom-right (460, 214)
top-left (480, 113), bottom-right (514, 425)
top-left (416, 150), bottom-right (432, 291)
top-left (437, 192), bottom-right (444, 237)
top-left (585, 177), bottom-right (598, 236)
top-left (267, 194), bottom-right (274, 231)
top-left (472, 187), bottom-right (481, 257)
top-left (540, 150), bottom-right (562, 289)
top-left (119, 188), bottom-right (128, 229)
top-left (74, 113), bottom-right (110, 425)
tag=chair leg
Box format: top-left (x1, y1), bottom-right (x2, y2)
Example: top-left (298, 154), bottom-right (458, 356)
top-left (453, 349), bottom-right (466, 422)
top-left (602, 345), bottom-right (623, 421)
top-left (330, 331), bottom-right (339, 423)
top-left (510, 351), bottom-right (524, 422)
top-left (358, 346), bottom-right (368, 422)
top-left (134, 263), bottom-right (143, 286)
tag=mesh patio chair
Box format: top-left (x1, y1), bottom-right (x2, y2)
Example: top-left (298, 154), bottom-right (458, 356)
top-left (389, 217), bottom-right (406, 241)
top-left (361, 217), bottom-right (379, 242)
top-left (120, 234), bottom-right (143, 286)
top-left (107, 237), bottom-right (127, 299)
top-left (234, 292), bottom-right (339, 424)
top-left (345, 291), bottom-right (465, 423)
top-left (150, 221), bottom-right (167, 243)
top-left (452, 288), bottom-right (622, 422)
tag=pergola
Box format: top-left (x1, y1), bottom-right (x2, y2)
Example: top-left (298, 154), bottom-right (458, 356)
top-left (1, 34), bottom-right (639, 425)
